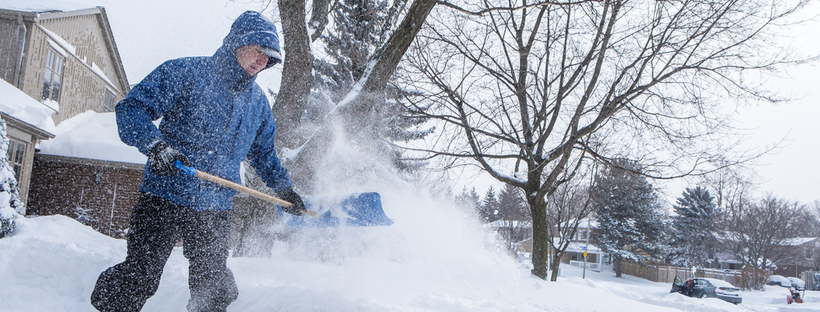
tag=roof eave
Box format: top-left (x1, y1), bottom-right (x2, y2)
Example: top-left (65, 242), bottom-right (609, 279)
top-left (0, 112), bottom-right (55, 140)
top-left (95, 7), bottom-right (130, 94)
top-left (0, 8), bottom-right (37, 22)
top-left (35, 7), bottom-right (103, 21)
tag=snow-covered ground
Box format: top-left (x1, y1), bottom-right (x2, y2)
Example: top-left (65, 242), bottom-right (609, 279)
top-left (2, 207), bottom-right (818, 311)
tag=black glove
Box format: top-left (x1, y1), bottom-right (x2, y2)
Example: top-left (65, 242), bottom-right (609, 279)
top-left (278, 187), bottom-right (306, 216)
top-left (148, 141), bottom-right (191, 176)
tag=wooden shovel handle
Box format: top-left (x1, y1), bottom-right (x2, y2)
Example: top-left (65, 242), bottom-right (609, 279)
top-left (176, 161), bottom-right (320, 218)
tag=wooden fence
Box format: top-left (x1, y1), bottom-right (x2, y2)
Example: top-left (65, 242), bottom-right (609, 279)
top-left (621, 260), bottom-right (762, 289)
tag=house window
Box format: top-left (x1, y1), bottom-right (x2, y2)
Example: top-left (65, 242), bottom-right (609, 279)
top-left (41, 48), bottom-right (65, 102)
top-left (5, 138), bottom-right (26, 181)
top-left (102, 90), bottom-right (115, 112)
top-left (577, 230), bottom-right (588, 241)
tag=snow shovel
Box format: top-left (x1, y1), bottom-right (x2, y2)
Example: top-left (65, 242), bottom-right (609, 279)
top-left (276, 192), bottom-right (393, 228)
top-left (174, 161), bottom-right (393, 227)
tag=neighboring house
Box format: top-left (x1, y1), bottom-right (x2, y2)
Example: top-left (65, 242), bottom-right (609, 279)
top-left (513, 218), bottom-right (607, 272)
top-left (711, 252), bottom-right (744, 271)
top-left (558, 218), bottom-right (606, 272)
top-left (0, 4), bottom-right (129, 124)
top-left (0, 78), bottom-right (55, 206)
top-left (772, 237), bottom-right (820, 277)
top-left (490, 219), bottom-right (532, 251)
top-left (0, 3), bottom-right (137, 237)
top-left (28, 111), bottom-right (145, 238)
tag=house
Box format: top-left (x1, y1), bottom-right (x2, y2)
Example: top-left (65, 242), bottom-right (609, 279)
top-left (0, 78), bottom-right (55, 206)
top-left (557, 218), bottom-right (607, 271)
top-left (0, 4), bottom-right (129, 124)
top-left (28, 111), bottom-right (145, 238)
top-left (0, 3), bottom-right (136, 236)
top-left (773, 237), bottom-right (820, 277)
top-left (513, 217), bottom-right (608, 272)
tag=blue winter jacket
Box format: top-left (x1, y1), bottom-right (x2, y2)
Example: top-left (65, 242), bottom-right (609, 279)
top-left (116, 11), bottom-right (290, 211)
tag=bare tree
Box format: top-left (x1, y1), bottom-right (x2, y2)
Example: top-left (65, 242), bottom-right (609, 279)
top-left (696, 162), bottom-right (759, 215)
top-left (545, 173), bottom-right (595, 281)
top-left (811, 200), bottom-right (820, 237)
top-left (723, 195), bottom-right (804, 289)
top-left (400, 0), bottom-right (810, 279)
top-left (268, 0), bottom-right (590, 188)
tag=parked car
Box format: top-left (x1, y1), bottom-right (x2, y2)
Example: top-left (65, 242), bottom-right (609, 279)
top-left (787, 277), bottom-right (805, 291)
top-left (671, 276), bottom-right (743, 304)
top-left (767, 275), bottom-right (792, 288)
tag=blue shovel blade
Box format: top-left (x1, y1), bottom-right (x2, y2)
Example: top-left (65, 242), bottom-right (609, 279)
top-left (277, 192), bottom-right (393, 228)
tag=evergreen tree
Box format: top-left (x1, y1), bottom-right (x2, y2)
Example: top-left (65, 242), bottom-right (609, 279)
top-left (670, 186), bottom-right (722, 267)
top-left (0, 119), bottom-right (24, 238)
top-left (497, 183), bottom-right (528, 221)
top-left (454, 186), bottom-right (481, 213)
top-left (313, 0), bottom-right (388, 103)
top-left (496, 183), bottom-right (531, 250)
top-left (479, 186), bottom-right (501, 223)
top-left (591, 160), bottom-right (670, 277)
top-left (312, 0), bottom-right (431, 172)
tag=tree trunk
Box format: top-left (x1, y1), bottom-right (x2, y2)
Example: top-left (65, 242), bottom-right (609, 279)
top-left (530, 195), bottom-right (550, 279)
top-left (274, 0), bottom-right (313, 149)
top-left (231, 196), bottom-right (281, 257)
top-left (613, 256), bottom-right (623, 278)
top-left (549, 249), bottom-right (562, 281)
top-left (231, 164), bottom-right (289, 257)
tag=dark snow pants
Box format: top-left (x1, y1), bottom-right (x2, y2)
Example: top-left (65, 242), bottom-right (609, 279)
top-left (90, 193), bottom-right (238, 312)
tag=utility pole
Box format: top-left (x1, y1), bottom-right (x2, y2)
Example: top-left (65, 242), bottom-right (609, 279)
top-left (583, 217), bottom-right (591, 279)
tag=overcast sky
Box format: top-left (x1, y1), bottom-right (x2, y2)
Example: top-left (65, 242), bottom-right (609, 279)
top-left (727, 2), bottom-right (820, 205)
top-left (71, 0), bottom-right (819, 204)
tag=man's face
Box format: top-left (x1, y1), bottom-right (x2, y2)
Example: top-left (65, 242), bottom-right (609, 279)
top-left (235, 45), bottom-right (270, 76)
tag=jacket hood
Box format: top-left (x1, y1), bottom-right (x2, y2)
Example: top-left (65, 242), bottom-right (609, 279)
top-left (222, 11), bottom-right (282, 68)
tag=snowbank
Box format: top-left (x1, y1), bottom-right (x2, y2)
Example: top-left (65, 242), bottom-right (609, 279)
top-left (3, 204), bottom-right (818, 311)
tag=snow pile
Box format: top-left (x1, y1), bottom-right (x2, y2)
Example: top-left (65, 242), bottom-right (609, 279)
top-left (3, 136), bottom-right (817, 311)
top-left (4, 213), bottom-right (819, 311)
top-left (38, 111), bottom-right (146, 164)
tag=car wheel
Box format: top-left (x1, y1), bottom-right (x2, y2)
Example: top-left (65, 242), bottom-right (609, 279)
top-left (699, 293), bottom-right (708, 298)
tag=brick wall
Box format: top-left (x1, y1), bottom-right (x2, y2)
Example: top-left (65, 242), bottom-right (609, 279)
top-left (27, 154), bottom-right (143, 238)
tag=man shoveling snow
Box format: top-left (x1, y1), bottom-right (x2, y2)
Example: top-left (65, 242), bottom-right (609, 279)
top-left (90, 11), bottom-right (307, 312)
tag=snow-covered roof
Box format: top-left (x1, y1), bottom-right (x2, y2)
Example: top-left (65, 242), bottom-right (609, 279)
top-left (563, 217), bottom-right (599, 229)
top-left (715, 252), bottom-right (743, 264)
top-left (0, 0), bottom-right (92, 13)
top-left (555, 239), bottom-right (603, 254)
top-left (780, 237), bottom-right (818, 247)
top-left (0, 79), bottom-right (56, 135)
top-left (488, 219), bottom-right (531, 228)
top-left (38, 111), bottom-right (146, 164)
